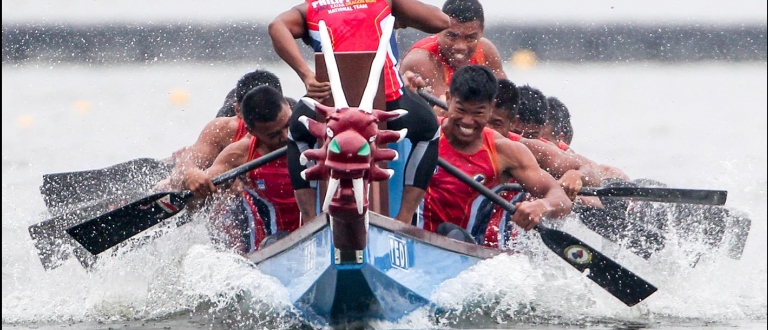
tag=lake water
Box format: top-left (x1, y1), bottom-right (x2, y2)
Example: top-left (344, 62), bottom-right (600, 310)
top-left (2, 61), bottom-right (766, 329)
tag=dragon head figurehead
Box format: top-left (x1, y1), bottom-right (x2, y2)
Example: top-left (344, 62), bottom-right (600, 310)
top-left (298, 18), bottom-right (405, 251)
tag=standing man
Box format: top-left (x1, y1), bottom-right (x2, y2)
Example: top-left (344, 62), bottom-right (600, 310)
top-left (400, 0), bottom-right (507, 102)
top-left (268, 0), bottom-right (451, 224)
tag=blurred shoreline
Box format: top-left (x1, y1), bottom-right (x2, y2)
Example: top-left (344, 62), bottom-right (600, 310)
top-left (2, 23), bottom-right (766, 65)
top-left (3, 0), bottom-right (766, 25)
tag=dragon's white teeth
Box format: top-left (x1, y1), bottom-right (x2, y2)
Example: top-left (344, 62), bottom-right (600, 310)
top-left (353, 178), bottom-right (365, 215)
top-left (323, 178), bottom-right (340, 212)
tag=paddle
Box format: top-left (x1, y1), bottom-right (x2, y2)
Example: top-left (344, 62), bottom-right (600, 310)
top-left (40, 158), bottom-right (172, 215)
top-left (67, 146), bottom-right (287, 256)
top-left (489, 184), bottom-right (726, 206)
top-left (30, 194), bottom-right (196, 271)
top-left (437, 158), bottom-right (657, 306)
top-left (578, 186), bottom-right (726, 205)
top-left (74, 212), bottom-right (196, 270)
top-left (29, 191), bottom-right (150, 270)
top-left (417, 88), bottom-right (445, 109)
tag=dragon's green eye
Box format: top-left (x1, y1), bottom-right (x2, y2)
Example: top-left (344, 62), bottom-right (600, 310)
top-left (329, 139), bottom-right (341, 154)
top-left (357, 143), bottom-right (370, 156)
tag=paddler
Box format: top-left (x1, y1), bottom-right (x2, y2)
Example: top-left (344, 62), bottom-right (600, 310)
top-left (418, 65), bottom-right (572, 241)
top-left (161, 70), bottom-right (284, 194)
top-left (192, 85), bottom-right (298, 254)
top-left (399, 0), bottom-right (507, 116)
top-left (268, 0), bottom-right (450, 224)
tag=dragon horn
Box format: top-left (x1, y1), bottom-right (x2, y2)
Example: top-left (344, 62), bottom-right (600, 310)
top-left (318, 20), bottom-right (348, 110)
top-left (359, 16), bottom-right (395, 113)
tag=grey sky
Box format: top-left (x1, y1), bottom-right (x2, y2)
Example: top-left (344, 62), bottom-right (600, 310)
top-left (2, 0), bottom-right (766, 25)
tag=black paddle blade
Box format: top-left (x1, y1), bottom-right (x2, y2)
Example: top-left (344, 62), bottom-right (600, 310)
top-left (535, 225), bottom-right (657, 306)
top-left (573, 202), bottom-right (665, 260)
top-left (67, 191), bottom-right (190, 255)
top-left (72, 212), bottom-right (196, 271)
top-left (29, 214), bottom-right (86, 271)
top-left (584, 187), bottom-right (727, 205)
top-left (724, 215), bottom-right (751, 260)
top-left (40, 158), bottom-right (171, 214)
top-left (28, 193), bottom-right (144, 270)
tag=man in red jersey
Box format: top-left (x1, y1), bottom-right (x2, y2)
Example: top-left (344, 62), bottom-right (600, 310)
top-left (193, 86), bottom-right (297, 254)
top-left (400, 0), bottom-right (506, 108)
top-left (269, 0), bottom-right (451, 224)
top-left (419, 65), bottom-right (571, 242)
top-left (486, 78), bottom-right (519, 141)
top-left (510, 85), bottom-right (574, 152)
top-left (490, 82), bottom-right (627, 201)
top-left (163, 70), bottom-right (284, 195)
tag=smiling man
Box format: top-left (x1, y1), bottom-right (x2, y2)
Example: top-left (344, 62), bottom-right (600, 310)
top-left (418, 65), bottom-right (571, 242)
top-left (400, 0), bottom-right (507, 103)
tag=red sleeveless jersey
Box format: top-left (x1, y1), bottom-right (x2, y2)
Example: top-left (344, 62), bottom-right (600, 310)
top-left (232, 118), bottom-right (248, 143)
top-left (305, 0), bottom-right (404, 101)
top-left (241, 137), bottom-right (301, 244)
top-left (421, 126), bottom-right (500, 232)
top-left (407, 35), bottom-right (486, 85)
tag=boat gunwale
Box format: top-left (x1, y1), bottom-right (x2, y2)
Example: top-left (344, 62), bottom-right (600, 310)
top-left (247, 212), bottom-right (502, 264)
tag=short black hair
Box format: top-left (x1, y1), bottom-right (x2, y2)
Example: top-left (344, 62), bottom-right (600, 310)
top-left (285, 97), bottom-right (298, 109)
top-left (547, 96), bottom-right (573, 143)
top-left (450, 65), bottom-right (497, 103)
top-left (516, 85), bottom-right (548, 126)
top-left (236, 70), bottom-right (282, 105)
top-left (494, 79), bottom-right (519, 120)
top-left (215, 87), bottom-right (238, 118)
top-left (442, 0), bottom-right (485, 25)
top-left (241, 86), bottom-right (287, 126)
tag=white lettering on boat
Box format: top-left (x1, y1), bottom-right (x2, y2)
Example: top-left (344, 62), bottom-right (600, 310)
top-left (304, 239), bottom-right (316, 273)
top-left (389, 235), bottom-right (409, 270)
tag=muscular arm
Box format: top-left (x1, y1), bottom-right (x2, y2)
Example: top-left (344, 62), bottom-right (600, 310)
top-left (520, 139), bottom-right (603, 200)
top-left (495, 136), bottom-right (572, 230)
top-left (269, 3), bottom-right (330, 100)
top-left (185, 138), bottom-right (250, 207)
top-left (399, 49), bottom-right (448, 97)
top-left (391, 0), bottom-right (450, 33)
top-left (480, 38), bottom-right (507, 79)
top-left (268, 4), bottom-right (313, 82)
top-left (205, 138), bottom-right (250, 180)
top-left (172, 119), bottom-right (235, 190)
top-left (596, 163), bottom-right (631, 181)
top-left (522, 139), bottom-right (602, 181)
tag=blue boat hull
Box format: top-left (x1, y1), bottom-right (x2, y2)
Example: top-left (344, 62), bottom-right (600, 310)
top-left (248, 212), bottom-right (500, 325)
